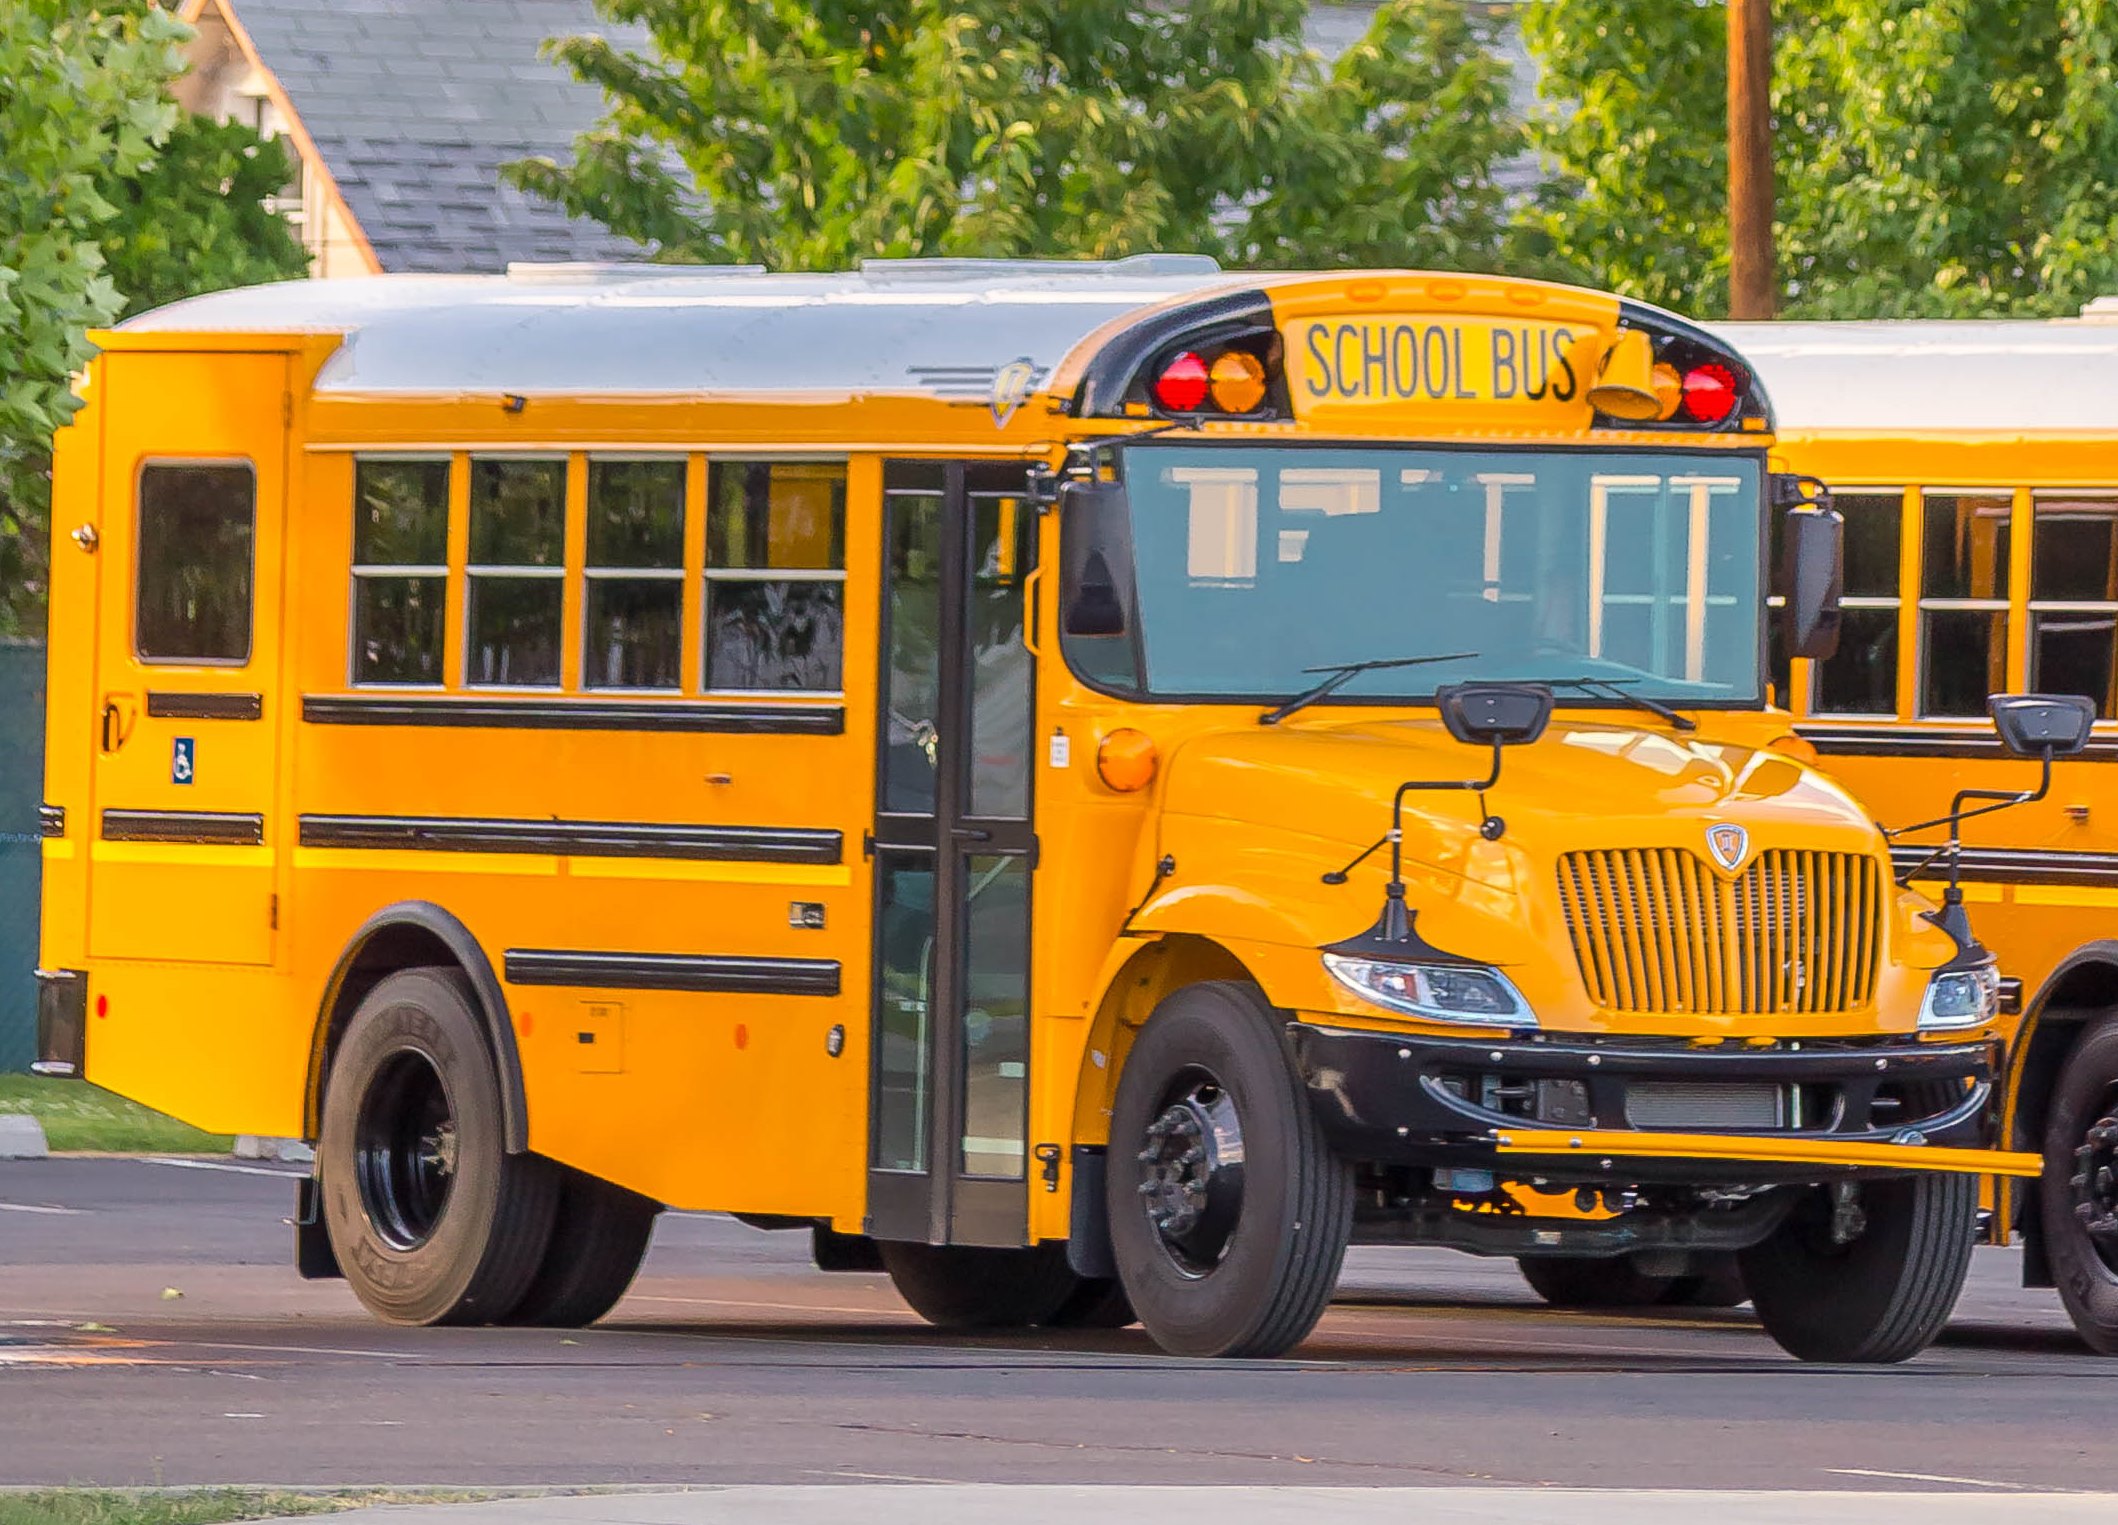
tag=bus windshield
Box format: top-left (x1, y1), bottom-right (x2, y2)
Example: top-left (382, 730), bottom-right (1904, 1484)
top-left (1080, 444), bottom-right (1766, 706)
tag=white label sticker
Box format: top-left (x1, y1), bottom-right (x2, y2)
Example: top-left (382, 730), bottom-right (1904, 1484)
top-left (1048, 732), bottom-right (1071, 768)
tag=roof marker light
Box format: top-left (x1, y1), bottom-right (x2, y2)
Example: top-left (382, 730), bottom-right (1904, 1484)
top-left (1153, 351), bottom-right (1210, 412)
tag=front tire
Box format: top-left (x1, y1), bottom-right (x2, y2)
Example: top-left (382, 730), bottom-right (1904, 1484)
top-left (1739, 1174), bottom-right (1975, 1362)
top-left (1106, 981), bottom-right (1352, 1359)
top-left (2039, 1015), bottom-right (2118, 1354)
top-left (319, 967), bottom-right (557, 1326)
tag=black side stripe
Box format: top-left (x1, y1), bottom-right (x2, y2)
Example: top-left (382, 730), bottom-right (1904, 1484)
top-left (101, 809), bottom-right (265, 845)
top-left (302, 695), bottom-right (843, 736)
top-left (1892, 843), bottom-right (2118, 888)
top-left (1801, 724), bottom-right (2118, 761)
top-left (504, 949), bottom-right (840, 997)
top-left (300, 814), bottom-right (841, 865)
top-left (39, 805), bottom-right (64, 839)
top-left (147, 691), bottom-right (263, 721)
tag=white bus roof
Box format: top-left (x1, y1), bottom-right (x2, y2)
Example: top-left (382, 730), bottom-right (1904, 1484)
top-left (1710, 318), bottom-right (2118, 434)
top-left (116, 258), bottom-right (1240, 400)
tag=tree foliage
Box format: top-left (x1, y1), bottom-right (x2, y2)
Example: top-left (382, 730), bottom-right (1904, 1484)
top-left (1525, 0), bottom-right (2118, 318)
top-left (0, 3), bottom-right (306, 638)
top-left (508, 0), bottom-right (1522, 272)
top-left (101, 112), bottom-right (310, 321)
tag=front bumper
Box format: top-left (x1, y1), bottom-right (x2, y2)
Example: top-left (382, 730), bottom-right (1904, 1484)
top-left (1288, 1021), bottom-right (2041, 1184)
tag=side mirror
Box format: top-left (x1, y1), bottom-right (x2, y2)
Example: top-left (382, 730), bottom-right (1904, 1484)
top-left (1777, 507), bottom-right (1844, 661)
top-left (1437, 682), bottom-right (1553, 747)
top-left (1990, 693), bottom-right (2095, 758)
top-left (1059, 480), bottom-right (1137, 640)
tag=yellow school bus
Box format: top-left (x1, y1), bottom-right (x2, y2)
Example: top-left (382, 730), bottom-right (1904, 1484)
top-left (36, 259), bottom-right (2041, 1362)
top-left (1724, 312), bottom-right (2118, 1354)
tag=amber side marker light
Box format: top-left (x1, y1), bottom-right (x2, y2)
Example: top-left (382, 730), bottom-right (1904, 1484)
top-left (1097, 728), bottom-right (1159, 792)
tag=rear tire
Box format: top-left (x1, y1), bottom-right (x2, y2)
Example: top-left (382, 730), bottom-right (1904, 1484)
top-left (2039, 1015), bottom-right (2118, 1354)
top-left (878, 1241), bottom-right (1082, 1328)
top-left (503, 1165), bottom-right (659, 1328)
top-left (1106, 981), bottom-right (1352, 1358)
top-left (1739, 1174), bottom-right (1975, 1362)
top-left (319, 967), bottom-right (557, 1326)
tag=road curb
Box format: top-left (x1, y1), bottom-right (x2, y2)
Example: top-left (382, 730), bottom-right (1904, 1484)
top-left (0, 1114), bottom-right (49, 1159)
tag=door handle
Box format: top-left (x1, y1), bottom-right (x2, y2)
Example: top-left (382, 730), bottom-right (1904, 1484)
top-left (101, 699), bottom-right (124, 754)
top-left (950, 826), bottom-right (993, 844)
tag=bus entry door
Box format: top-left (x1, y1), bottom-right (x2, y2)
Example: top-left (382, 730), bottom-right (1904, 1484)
top-left (86, 352), bottom-right (288, 966)
top-left (868, 462), bottom-right (1038, 1247)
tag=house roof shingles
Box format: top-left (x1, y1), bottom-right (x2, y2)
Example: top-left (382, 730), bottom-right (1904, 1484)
top-left (231, 0), bottom-right (650, 273)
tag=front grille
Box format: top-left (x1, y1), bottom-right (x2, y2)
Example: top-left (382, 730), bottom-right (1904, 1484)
top-left (1556, 848), bottom-right (1882, 1016)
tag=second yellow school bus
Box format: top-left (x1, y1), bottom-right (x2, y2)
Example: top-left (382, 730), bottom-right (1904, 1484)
top-left (36, 259), bottom-right (2039, 1361)
top-left (1724, 311), bottom-right (2118, 1354)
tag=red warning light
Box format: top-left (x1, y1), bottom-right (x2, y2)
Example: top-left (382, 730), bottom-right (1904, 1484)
top-left (1682, 363), bottom-right (1740, 424)
top-left (1153, 351), bottom-right (1211, 412)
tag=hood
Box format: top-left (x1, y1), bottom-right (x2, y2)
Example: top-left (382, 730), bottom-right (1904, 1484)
top-left (1158, 715), bottom-right (1882, 895)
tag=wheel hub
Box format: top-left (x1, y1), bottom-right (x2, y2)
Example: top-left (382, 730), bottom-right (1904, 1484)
top-left (1135, 1076), bottom-right (1244, 1274)
top-left (352, 1049), bottom-right (458, 1252)
top-left (2071, 1113), bottom-right (2118, 1269)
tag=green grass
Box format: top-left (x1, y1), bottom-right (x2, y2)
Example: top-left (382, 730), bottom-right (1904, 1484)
top-left (0, 1075), bottom-right (235, 1153)
top-left (0, 1492), bottom-right (435, 1524)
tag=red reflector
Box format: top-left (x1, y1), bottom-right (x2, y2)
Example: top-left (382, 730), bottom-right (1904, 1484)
top-left (1153, 351), bottom-right (1210, 412)
top-left (1682, 363), bottom-right (1739, 424)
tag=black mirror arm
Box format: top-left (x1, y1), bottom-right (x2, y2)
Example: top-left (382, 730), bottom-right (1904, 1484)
top-left (1887, 748), bottom-right (2055, 896)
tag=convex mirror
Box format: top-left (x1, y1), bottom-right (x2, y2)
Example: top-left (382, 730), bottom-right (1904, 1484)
top-left (1437, 682), bottom-right (1553, 748)
top-left (1990, 693), bottom-right (2095, 758)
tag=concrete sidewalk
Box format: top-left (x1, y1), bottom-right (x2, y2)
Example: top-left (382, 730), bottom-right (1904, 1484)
top-left (321, 1487), bottom-right (2118, 1524)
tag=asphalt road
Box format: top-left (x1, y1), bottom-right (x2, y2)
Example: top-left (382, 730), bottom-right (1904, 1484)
top-left (2, 1157), bottom-right (2115, 1492)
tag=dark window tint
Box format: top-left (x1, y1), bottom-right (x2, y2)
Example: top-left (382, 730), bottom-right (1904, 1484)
top-left (584, 459), bottom-right (684, 689)
top-left (2031, 611), bottom-right (2118, 715)
top-left (136, 463), bottom-right (255, 663)
top-left (1836, 492), bottom-right (1902, 598)
top-left (585, 579), bottom-right (681, 689)
top-left (704, 581), bottom-right (844, 691)
top-left (2032, 497), bottom-right (2118, 603)
top-left (1922, 493), bottom-right (2011, 599)
top-left (587, 459), bottom-right (685, 568)
top-left (470, 458), bottom-right (565, 566)
top-left (1921, 608), bottom-right (2007, 717)
top-left (354, 458), bottom-right (447, 565)
top-left (1816, 606), bottom-right (1898, 714)
top-left (353, 575), bottom-right (445, 685)
top-left (467, 577), bottom-right (562, 687)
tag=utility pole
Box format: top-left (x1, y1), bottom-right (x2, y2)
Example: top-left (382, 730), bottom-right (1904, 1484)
top-left (1727, 0), bottom-right (1776, 319)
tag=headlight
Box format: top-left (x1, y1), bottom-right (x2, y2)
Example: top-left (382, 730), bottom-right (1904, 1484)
top-left (1917, 961), bottom-right (2002, 1030)
top-left (1323, 953), bottom-right (1535, 1026)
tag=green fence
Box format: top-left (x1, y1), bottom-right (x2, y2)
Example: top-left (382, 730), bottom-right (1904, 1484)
top-left (0, 641), bottom-right (45, 1071)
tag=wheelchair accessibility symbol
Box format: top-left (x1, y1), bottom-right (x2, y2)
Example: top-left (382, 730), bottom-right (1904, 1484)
top-left (171, 737), bottom-right (195, 785)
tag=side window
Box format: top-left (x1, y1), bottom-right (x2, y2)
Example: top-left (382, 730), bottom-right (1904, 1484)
top-left (705, 461), bottom-right (847, 691)
top-left (2030, 492), bottom-right (2118, 716)
top-left (136, 462), bottom-right (255, 664)
top-left (1812, 490), bottom-right (1901, 715)
top-left (1918, 490), bottom-right (2011, 718)
top-left (467, 456), bottom-right (565, 687)
top-left (584, 458), bottom-right (685, 689)
top-left (351, 457), bottom-right (448, 685)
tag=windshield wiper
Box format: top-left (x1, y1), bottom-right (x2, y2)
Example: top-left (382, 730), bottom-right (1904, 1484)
top-left (1259, 653), bottom-right (1478, 726)
top-left (1545, 676), bottom-right (1697, 732)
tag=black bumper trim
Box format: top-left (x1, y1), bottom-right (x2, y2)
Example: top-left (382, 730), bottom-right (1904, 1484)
top-left (34, 969), bottom-right (87, 1078)
top-left (1289, 1024), bottom-right (1996, 1177)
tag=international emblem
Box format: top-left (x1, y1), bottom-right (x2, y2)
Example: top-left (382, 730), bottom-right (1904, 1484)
top-left (1706, 822), bottom-right (1750, 873)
